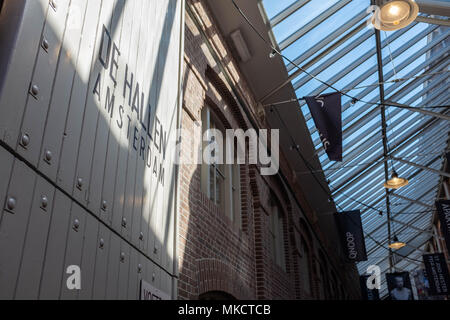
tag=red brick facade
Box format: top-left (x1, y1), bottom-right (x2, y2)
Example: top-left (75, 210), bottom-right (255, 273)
top-left (177, 0), bottom-right (360, 300)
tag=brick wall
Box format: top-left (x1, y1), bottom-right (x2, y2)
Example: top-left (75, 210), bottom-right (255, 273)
top-left (177, 0), bottom-right (360, 300)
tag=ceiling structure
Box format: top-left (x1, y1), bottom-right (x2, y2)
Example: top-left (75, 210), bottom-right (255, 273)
top-left (257, 0), bottom-right (450, 297)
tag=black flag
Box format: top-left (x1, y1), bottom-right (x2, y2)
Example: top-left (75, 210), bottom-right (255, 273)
top-left (305, 92), bottom-right (342, 161)
top-left (334, 210), bottom-right (367, 262)
top-left (360, 275), bottom-right (380, 300)
top-left (423, 253), bottom-right (450, 296)
top-left (435, 200), bottom-right (450, 256)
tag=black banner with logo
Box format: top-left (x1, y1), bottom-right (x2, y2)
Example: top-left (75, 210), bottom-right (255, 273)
top-left (436, 200), bottom-right (450, 256)
top-left (386, 272), bottom-right (414, 300)
top-left (423, 253), bottom-right (450, 296)
top-left (334, 210), bottom-right (367, 262)
top-left (305, 92), bottom-right (342, 162)
top-left (360, 275), bottom-right (380, 300)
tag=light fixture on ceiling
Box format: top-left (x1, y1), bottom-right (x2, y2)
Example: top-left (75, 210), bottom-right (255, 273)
top-left (388, 235), bottom-right (406, 250)
top-left (384, 170), bottom-right (409, 189)
top-left (269, 49), bottom-right (277, 59)
top-left (372, 0), bottom-right (419, 31)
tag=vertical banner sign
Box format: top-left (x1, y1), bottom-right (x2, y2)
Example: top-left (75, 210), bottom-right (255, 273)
top-left (423, 253), bottom-right (450, 296)
top-left (436, 200), bottom-right (450, 256)
top-left (334, 211), bottom-right (367, 262)
top-left (386, 272), bottom-right (414, 300)
top-left (360, 275), bottom-right (380, 300)
top-left (305, 92), bottom-right (342, 162)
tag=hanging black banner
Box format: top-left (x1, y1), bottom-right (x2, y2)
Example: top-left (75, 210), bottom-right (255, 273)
top-left (423, 253), bottom-right (450, 296)
top-left (435, 200), bottom-right (450, 256)
top-left (305, 92), bottom-right (342, 162)
top-left (334, 210), bottom-right (367, 262)
top-left (360, 275), bottom-right (380, 300)
top-left (386, 272), bottom-right (414, 300)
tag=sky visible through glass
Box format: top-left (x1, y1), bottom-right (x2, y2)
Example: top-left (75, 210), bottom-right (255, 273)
top-left (262, 0), bottom-right (449, 298)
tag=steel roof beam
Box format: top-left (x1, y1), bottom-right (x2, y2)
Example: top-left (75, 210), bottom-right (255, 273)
top-left (285, 10), bottom-right (369, 72)
top-left (293, 23), bottom-right (435, 92)
top-left (338, 155), bottom-right (443, 212)
top-left (391, 218), bottom-right (434, 235)
top-left (326, 88), bottom-right (450, 185)
top-left (261, 4), bottom-right (369, 102)
top-left (391, 157), bottom-right (450, 178)
top-left (329, 101), bottom-right (450, 194)
top-left (416, 16), bottom-right (450, 27)
top-left (416, 0), bottom-right (450, 17)
top-left (390, 193), bottom-right (433, 208)
top-left (343, 156), bottom-right (441, 232)
top-left (317, 65), bottom-right (449, 170)
top-left (269, 0), bottom-right (311, 27)
top-left (302, 26), bottom-right (446, 127)
top-left (315, 71), bottom-right (449, 154)
top-left (279, 0), bottom-right (352, 50)
top-left (364, 185), bottom-right (436, 255)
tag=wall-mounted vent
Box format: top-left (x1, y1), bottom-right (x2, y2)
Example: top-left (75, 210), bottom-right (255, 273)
top-left (230, 29), bottom-right (252, 63)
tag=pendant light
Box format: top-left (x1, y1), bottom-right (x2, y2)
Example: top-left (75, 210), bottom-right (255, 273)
top-left (372, 0), bottom-right (419, 31)
top-left (384, 170), bottom-right (409, 189)
top-left (389, 235), bottom-right (406, 250)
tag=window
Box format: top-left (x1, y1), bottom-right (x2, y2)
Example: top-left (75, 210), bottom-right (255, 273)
top-left (318, 263), bottom-right (328, 300)
top-left (201, 106), bottom-right (241, 225)
top-left (269, 199), bottom-right (285, 270)
top-left (299, 239), bottom-right (312, 295)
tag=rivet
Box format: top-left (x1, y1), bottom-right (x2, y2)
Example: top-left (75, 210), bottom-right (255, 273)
top-left (30, 84), bottom-right (39, 96)
top-left (99, 238), bottom-right (105, 249)
top-left (122, 218), bottom-right (127, 228)
top-left (76, 178), bottom-right (83, 190)
top-left (73, 219), bottom-right (80, 231)
top-left (20, 134), bottom-right (30, 147)
top-left (120, 252), bottom-right (125, 262)
top-left (42, 38), bottom-right (49, 51)
top-left (41, 195), bottom-right (48, 209)
top-left (152, 273), bottom-right (156, 282)
top-left (6, 197), bottom-right (16, 211)
top-left (44, 150), bottom-right (53, 162)
top-left (139, 232), bottom-right (144, 241)
top-left (101, 200), bottom-right (107, 211)
top-left (138, 264), bottom-right (142, 273)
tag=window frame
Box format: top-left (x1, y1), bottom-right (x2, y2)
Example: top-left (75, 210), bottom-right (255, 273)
top-left (201, 106), bottom-right (242, 228)
top-left (269, 199), bottom-right (286, 270)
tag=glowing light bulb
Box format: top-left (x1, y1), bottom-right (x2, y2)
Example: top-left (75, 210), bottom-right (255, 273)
top-left (372, 0), bottom-right (419, 31)
top-left (389, 5), bottom-right (400, 16)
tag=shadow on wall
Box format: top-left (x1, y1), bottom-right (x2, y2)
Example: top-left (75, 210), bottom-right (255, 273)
top-left (177, 15), bottom-right (259, 299)
top-left (0, 0), bottom-right (181, 300)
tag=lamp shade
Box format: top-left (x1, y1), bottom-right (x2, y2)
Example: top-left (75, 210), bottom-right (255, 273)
top-left (372, 0), bottom-right (419, 31)
top-left (384, 171), bottom-right (409, 189)
top-left (388, 236), bottom-right (406, 250)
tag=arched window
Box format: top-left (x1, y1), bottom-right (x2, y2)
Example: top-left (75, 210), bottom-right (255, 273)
top-left (299, 237), bottom-right (312, 295)
top-left (269, 197), bottom-right (285, 270)
top-left (199, 291), bottom-right (236, 300)
top-left (201, 106), bottom-right (241, 225)
top-left (317, 252), bottom-right (330, 300)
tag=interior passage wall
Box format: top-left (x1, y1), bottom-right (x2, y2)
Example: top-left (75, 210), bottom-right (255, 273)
top-left (178, 0), bottom-right (360, 300)
top-left (0, 0), bottom-right (182, 300)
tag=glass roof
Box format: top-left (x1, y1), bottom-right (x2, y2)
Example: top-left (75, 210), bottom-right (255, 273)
top-left (262, 0), bottom-right (449, 298)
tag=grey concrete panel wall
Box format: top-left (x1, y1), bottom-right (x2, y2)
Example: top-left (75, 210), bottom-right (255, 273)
top-left (0, 0), bottom-right (183, 300)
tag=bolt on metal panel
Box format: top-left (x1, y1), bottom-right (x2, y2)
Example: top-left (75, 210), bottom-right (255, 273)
top-left (14, 176), bottom-right (56, 299)
top-left (0, 160), bottom-right (37, 299)
top-left (17, 0), bottom-right (70, 167)
top-left (38, 191), bottom-right (72, 300)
